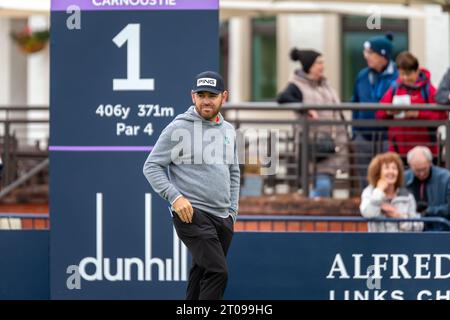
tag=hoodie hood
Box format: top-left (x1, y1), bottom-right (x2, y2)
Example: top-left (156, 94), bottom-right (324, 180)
top-left (293, 68), bottom-right (327, 87)
top-left (174, 105), bottom-right (224, 126)
top-left (397, 67), bottom-right (431, 90)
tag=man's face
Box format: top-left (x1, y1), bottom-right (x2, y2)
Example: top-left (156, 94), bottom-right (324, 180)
top-left (363, 48), bottom-right (388, 72)
top-left (192, 90), bottom-right (228, 120)
top-left (409, 156), bottom-right (432, 181)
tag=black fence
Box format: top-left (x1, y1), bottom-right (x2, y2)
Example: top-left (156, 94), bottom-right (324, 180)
top-left (0, 106), bottom-right (49, 189)
top-left (1, 103), bottom-right (450, 200)
top-left (222, 102), bottom-right (450, 197)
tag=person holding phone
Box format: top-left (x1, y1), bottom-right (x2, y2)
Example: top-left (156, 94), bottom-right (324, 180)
top-left (376, 52), bottom-right (447, 157)
top-left (360, 152), bottom-right (423, 232)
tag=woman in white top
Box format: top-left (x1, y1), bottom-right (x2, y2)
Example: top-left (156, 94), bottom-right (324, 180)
top-left (360, 152), bottom-right (423, 232)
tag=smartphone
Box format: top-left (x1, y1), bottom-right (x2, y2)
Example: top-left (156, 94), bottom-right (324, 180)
top-left (394, 111), bottom-right (405, 119)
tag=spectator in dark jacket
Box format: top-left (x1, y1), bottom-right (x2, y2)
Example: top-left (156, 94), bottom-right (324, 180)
top-left (405, 146), bottom-right (450, 231)
top-left (352, 33), bottom-right (398, 190)
top-left (436, 67), bottom-right (450, 105)
top-left (277, 48), bottom-right (348, 198)
top-left (377, 52), bottom-right (447, 157)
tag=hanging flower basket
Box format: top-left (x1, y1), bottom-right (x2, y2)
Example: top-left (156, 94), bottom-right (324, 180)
top-left (11, 28), bottom-right (50, 54)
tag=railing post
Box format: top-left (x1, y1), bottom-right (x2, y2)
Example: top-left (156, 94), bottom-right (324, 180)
top-left (266, 130), bottom-right (275, 188)
top-left (294, 111), bottom-right (301, 191)
top-left (3, 121), bottom-right (10, 186)
top-left (300, 111), bottom-right (309, 196)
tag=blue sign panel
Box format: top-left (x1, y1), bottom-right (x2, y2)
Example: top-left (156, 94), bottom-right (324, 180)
top-left (50, 0), bottom-right (219, 299)
top-left (0, 231), bottom-right (49, 300)
top-left (226, 233), bottom-right (450, 300)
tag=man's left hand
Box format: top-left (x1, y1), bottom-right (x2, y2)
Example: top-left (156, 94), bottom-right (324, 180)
top-left (405, 110), bottom-right (419, 119)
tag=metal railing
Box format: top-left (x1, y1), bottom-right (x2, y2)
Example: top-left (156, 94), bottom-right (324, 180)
top-left (0, 213), bottom-right (50, 230)
top-left (1, 103), bottom-right (450, 200)
top-left (236, 215), bottom-right (450, 232)
top-left (0, 106), bottom-right (49, 192)
top-left (223, 102), bottom-right (450, 196)
top-left (0, 159), bottom-right (49, 200)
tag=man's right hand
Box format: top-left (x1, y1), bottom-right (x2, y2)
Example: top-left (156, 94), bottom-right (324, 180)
top-left (172, 196), bottom-right (194, 223)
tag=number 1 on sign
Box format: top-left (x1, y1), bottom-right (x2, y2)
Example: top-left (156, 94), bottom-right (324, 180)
top-left (113, 24), bottom-right (154, 91)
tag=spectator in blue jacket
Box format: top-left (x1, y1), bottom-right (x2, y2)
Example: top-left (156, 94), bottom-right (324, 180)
top-left (405, 146), bottom-right (450, 231)
top-left (352, 33), bottom-right (398, 190)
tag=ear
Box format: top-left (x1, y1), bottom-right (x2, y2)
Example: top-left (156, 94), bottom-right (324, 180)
top-left (191, 91), bottom-right (196, 103)
top-left (221, 90), bottom-right (229, 104)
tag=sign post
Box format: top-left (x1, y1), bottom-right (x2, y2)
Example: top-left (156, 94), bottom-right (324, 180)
top-left (50, 0), bottom-right (219, 299)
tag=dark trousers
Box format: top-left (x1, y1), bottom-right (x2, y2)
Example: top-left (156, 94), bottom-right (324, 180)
top-left (172, 207), bottom-right (234, 300)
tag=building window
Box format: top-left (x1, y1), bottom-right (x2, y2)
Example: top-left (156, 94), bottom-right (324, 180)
top-left (252, 17), bottom-right (277, 101)
top-left (341, 16), bottom-right (408, 101)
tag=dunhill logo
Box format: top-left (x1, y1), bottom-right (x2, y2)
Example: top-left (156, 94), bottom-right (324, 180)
top-left (67, 193), bottom-right (187, 288)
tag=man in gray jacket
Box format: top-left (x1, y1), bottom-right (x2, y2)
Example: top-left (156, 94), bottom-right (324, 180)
top-left (436, 67), bottom-right (450, 105)
top-left (143, 71), bottom-right (240, 300)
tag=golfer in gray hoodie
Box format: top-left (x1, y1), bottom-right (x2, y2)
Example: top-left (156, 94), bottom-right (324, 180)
top-left (143, 71), bottom-right (240, 300)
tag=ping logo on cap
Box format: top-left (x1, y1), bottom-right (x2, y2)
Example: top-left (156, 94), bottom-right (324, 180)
top-left (197, 78), bottom-right (217, 87)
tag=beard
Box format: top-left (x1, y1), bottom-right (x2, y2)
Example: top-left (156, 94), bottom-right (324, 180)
top-left (195, 104), bottom-right (221, 120)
